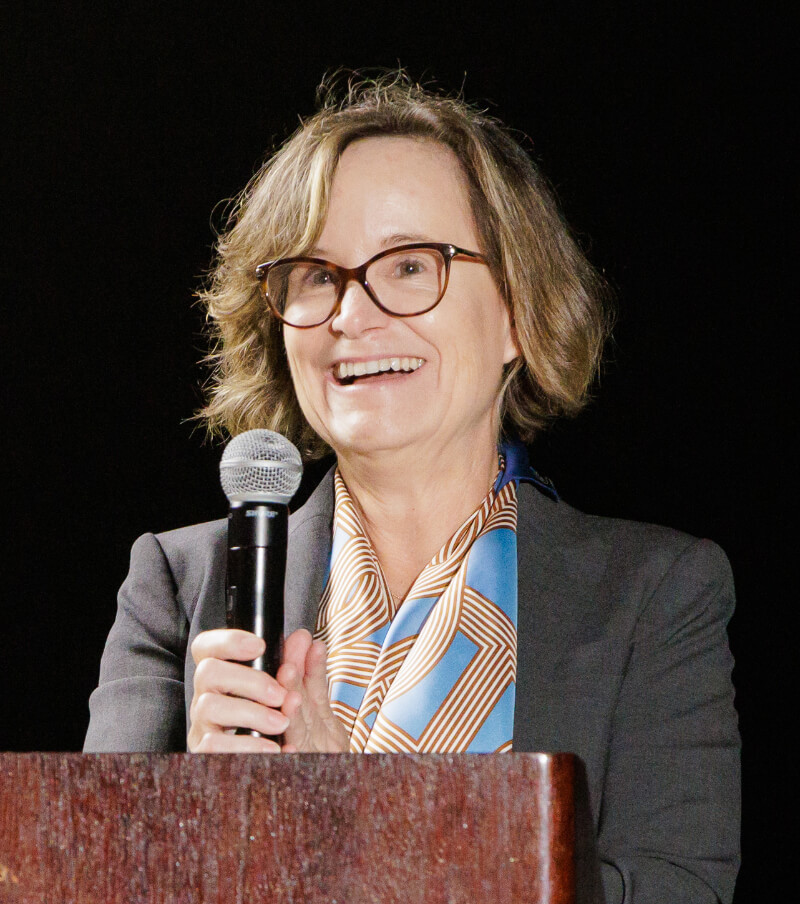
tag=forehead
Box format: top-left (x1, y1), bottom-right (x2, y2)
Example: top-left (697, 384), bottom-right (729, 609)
top-left (320, 136), bottom-right (478, 249)
top-left (339, 133), bottom-right (464, 169)
top-left (335, 135), bottom-right (470, 192)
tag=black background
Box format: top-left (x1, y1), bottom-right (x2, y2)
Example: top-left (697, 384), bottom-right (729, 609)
top-left (2, 3), bottom-right (795, 899)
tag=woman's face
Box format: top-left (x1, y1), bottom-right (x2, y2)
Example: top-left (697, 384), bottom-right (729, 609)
top-left (282, 136), bottom-right (518, 462)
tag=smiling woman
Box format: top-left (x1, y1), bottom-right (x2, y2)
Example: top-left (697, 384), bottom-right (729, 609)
top-left (282, 137), bottom-right (517, 484)
top-left (84, 71), bottom-right (740, 904)
top-left (197, 74), bottom-right (610, 460)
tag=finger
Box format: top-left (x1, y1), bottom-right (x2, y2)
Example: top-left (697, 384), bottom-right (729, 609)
top-left (281, 687), bottom-right (310, 750)
top-left (280, 689), bottom-right (303, 719)
top-left (303, 641), bottom-right (347, 747)
top-left (276, 661), bottom-right (303, 705)
top-left (193, 657), bottom-right (286, 708)
top-left (304, 640), bottom-right (332, 708)
top-left (282, 628), bottom-right (314, 674)
top-left (192, 691), bottom-right (290, 738)
top-left (193, 731), bottom-right (282, 753)
top-left (191, 629), bottom-right (265, 665)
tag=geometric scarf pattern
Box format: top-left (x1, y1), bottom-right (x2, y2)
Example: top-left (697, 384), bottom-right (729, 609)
top-left (315, 468), bottom-right (519, 753)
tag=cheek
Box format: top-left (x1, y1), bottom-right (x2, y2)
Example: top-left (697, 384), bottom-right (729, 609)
top-left (434, 343), bottom-right (500, 426)
top-left (449, 306), bottom-right (509, 381)
top-left (283, 340), bottom-right (324, 417)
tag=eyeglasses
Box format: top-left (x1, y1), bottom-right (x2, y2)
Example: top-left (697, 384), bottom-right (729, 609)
top-left (255, 242), bottom-right (489, 328)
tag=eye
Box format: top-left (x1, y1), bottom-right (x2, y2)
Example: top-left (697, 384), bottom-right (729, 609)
top-left (299, 265), bottom-right (338, 290)
top-left (392, 256), bottom-right (427, 278)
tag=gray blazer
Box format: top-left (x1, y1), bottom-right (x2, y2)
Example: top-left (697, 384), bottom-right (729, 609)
top-left (85, 472), bottom-right (740, 904)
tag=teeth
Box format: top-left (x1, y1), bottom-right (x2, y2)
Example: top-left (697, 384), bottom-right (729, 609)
top-left (336, 358), bottom-right (424, 381)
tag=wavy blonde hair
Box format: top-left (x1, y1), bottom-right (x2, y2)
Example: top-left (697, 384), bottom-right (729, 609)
top-left (198, 71), bottom-right (613, 459)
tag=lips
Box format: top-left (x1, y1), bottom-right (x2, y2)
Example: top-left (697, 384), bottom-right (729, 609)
top-left (333, 356), bottom-right (425, 385)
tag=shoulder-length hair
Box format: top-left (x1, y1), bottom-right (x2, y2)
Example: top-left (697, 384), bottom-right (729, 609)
top-left (198, 71), bottom-right (613, 459)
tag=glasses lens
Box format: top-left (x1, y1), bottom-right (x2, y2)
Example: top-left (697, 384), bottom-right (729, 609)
top-left (266, 261), bottom-right (341, 326)
top-left (367, 248), bottom-right (445, 315)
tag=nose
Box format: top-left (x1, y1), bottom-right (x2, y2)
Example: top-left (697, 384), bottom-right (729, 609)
top-left (329, 279), bottom-right (390, 337)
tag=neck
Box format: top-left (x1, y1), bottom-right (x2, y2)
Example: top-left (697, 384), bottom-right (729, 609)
top-left (336, 433), bottom-right (501, 600)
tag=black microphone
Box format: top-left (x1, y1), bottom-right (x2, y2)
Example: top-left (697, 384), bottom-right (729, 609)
top-left (219, 430), bottom-right (303, 737)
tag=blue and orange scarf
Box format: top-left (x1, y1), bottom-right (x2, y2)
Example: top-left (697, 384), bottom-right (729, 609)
top-left (316, 442), bottom-right (555, 753)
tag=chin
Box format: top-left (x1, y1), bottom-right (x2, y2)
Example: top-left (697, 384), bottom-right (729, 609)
top-left (332, 434), bottom-right (418, 459)
top-left (317, 404), bottom-right (424, 455)
top-left (326, 423), bottom-right (426, 459)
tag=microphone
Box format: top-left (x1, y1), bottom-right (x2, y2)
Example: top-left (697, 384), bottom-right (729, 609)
top-left (220, 430), bottom-right (303, 737)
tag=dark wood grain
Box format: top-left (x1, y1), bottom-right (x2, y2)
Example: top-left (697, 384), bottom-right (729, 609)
top-left (0, 752), bottom-right (594, 904)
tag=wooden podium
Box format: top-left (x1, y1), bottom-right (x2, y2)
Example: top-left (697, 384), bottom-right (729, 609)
top-left (0, 752), bottom-right (603, 903)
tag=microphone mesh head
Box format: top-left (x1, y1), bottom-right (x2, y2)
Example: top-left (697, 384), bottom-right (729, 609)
top-left (220, 430), bottom-right (303, 503)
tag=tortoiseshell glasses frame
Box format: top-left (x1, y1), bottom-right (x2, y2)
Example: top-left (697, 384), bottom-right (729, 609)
top-left (254, 242), bottom-right (489, 328)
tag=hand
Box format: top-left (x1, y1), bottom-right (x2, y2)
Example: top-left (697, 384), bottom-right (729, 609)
top-left (278, 629), bottom-right (350, 753)
top-left (188, 628), bottom-right (290, 752)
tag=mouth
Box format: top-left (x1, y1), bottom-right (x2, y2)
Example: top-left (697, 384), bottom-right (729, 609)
top-left (333, 356), bottom-right (425, 386)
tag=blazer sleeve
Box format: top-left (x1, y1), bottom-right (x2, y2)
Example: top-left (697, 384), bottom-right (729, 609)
top-left (598, 537), bottom-right (740, 904)
top-left (83, 532), bottom-right (189, 752)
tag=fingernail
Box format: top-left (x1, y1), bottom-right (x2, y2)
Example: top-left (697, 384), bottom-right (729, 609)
top-left (243, 636), bottom-right (265, 655)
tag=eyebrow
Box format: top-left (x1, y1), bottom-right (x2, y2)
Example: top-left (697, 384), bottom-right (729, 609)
top-left (310, 233), bottom-right (434, 258)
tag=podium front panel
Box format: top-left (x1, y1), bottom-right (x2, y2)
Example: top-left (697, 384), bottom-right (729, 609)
top-left (0, 752), bottom-right (592, 904)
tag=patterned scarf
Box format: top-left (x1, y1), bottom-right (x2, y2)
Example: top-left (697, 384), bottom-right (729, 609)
top-left (315, 462), bottom-right (519, 753)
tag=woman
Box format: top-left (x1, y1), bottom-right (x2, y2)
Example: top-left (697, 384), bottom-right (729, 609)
top-left (85, 74), bottom-right (739, 901)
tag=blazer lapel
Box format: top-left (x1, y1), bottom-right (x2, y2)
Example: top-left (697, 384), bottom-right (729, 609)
top-left (513, 480), bottom-right (561, 753)
top-left (284, 468), bottom-right (335, 635)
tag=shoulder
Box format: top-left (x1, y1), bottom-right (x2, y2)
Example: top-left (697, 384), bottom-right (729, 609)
top-left (153, 518), bottom-right (228, 557)
top-left (129, 519), bottom-right (226, 619)
top-left (516, 481), bottom-right (734, 622)
top-left (147, 468), bottom-right (335, 595)
top-left (148, 518), bottom-right (227, 584)
top-left (150, 468), bottom-right (334, 555)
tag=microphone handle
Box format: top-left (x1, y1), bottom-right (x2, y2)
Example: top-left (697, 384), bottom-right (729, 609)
top-left (226, 500), bottom-right (288, 740)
